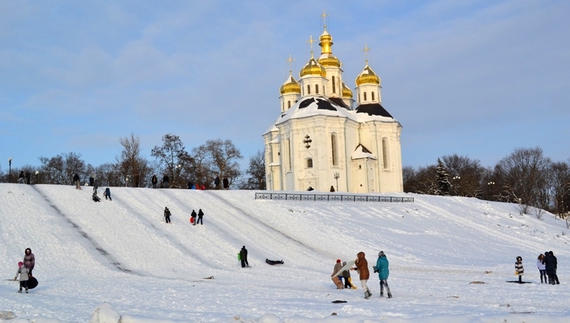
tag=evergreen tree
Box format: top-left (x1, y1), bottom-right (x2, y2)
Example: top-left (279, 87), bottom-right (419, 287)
top-left (436, 158), bottom-right (451, 195)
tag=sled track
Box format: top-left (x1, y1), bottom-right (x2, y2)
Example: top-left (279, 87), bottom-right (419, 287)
top-left (116, 193), bottom-right (224, 270)
top-left (204, 191), bottom-right (333, 258)
top-left (30, 186), bottom-right (135, 275)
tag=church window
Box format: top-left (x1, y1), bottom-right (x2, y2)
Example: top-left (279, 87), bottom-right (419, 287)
top-left (286, 139), bottom-right (292, 171)
top-left (306, 158), bottom-right (313, 168)
top-left (315, 84), bottom-right (319, 94)
top-left (371, 91), bottom-right (375, 101)
top-left (307, 85), bottom-right (311, 95)
top-left (382, 137), bottom-right (390, 169)
top-left (331, 133), bottom-right (338, 166)
top-left (332, 76), bottom-right (336, 94)
top-left (287, 101), bottom-right (291, 109)
top-left (363, 92), bottom-right (367, 101)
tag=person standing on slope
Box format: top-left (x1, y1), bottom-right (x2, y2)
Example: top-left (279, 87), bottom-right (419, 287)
top-left (191, 210), bottom-right (197, 225)
top-left (73, 173), bottom-right (81, 189)
top-left (352, 251), bottom-right (371, 299)
top-left (197, 209), bottom-right (204, 225)
top-left (515, 256), bottom-right (524, 283)
top-left (164, 207), bottom-right (172, 224)
top-left (342, 261), bottom-right (354, 289)
top-left (373, 251), bottom-right (392, 298)
top-left (14, 261), bottom-right (30, 293)
top-left (240, 246), bottom-right (249, 268)
top-left (331, 259), bottom-right (344, 289)
top-left (23, 248), bottom-right (35, 276)
top-left (537, 254), bottom-right (547, 284)
top-left (151, 174), bottom-right (158, 188)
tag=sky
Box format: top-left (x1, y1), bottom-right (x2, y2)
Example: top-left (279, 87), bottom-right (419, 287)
top-left (1, 184), bottom-right (570, 322)
top-left (1, 0), bottom-right (569, 174)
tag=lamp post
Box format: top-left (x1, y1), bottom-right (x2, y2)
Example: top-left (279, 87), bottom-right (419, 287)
top-left (334, 173), bottom-right (340, 192)
top-left (8, 157), bottom-right (12, 183)
top-left (452, 176), bottom-right (461, 196)
top-left (487, 181), bottom-right (495, 200)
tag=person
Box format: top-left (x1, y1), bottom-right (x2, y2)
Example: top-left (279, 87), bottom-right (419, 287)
top-left (330, 185), bottom-right (335, 192)
top-left (332, 259), bottom-right (344, 289)
top-left (73, 173), bottom-right (81, 189)
top-left (164, 207), bottom-right (171, 224)
top-left (151, 174), bottom-right (158, 188)
top-left (547, 251), bottom-right (560, 284)
top-left (197, 209), bottom-right (204, 225)
top-left (92, 190), bottom-right (101, 202)
top-left (14, 261), bottom-right (30, 293)
top-left (25, 171), bottom-right (31, 184)
top-left (342, 261), bottom-right (354, 289)
top-left (23, 248), bottom-right (35, 276)
top-left (240, 246), bottom-right (249, 268)
top-left (162, 174), bottom-right (169, 188)
top-left (223, 177), bottom-right (229, 189)
top-left (19, 171), bottom-right (25, 184)
top-left (103, 188), bottom-right (112, 201)
top-left (544, 251), bottom-right (555, 284)
top-left (374, 251), bottom-right (392, 298)
top-left (353, 251), bottom-right (372, 299)
top-left (89, 173), bottom-right (95, 187)
top-left (134, 173), bottom-right (140, 188)
top-left (537, 254), bottom-right (547, 284)
top-left (191, 210), bottom-right (197, 225)
top-left (214, 176), bottom-right (220, 189)
top-left (515, 256), bottom-right (524, 283)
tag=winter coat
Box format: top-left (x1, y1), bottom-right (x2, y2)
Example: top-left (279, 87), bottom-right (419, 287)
top-left (23, 249), bottom-right (35, 271)
top-left (15, 266), bottom-right (29, 281)
top-left (191, 210), bottom-right (197, 218)
top-left (544, 253), bottom-right (556, 274)
top-left (240, 247), bottom-right (248, 261)
top-left (537, 258), bottom-right (546, 271)
top-left (198, 209), bottom-right (204, 218)
top-left (355, 252), bottom-right (370, 280)
top-left (151, 175), bottom-right (157, 184)
top-left (332, 262), bottom-right (343, 277)
top-left (73, 174), bottom-right (80, 182)
top-left (515, 260), bottom-right (524, 275)
top-left (375, 255), bottom-right (390, 280)
top-left (164, 208), bottom-right (171, 218)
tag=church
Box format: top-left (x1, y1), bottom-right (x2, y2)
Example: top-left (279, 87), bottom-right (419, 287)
top-left (263, 20), bottom-right (403, 193)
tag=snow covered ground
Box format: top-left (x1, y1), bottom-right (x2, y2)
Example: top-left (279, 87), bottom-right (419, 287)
top-left (0, 183), bottom-right (568, 323)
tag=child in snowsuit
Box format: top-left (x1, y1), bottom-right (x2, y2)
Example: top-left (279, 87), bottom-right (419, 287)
top-left (164, 207), bottom-right (171, 223)
top-left (92, 190), bottom-right (101, 202)
top-left (515, 256), bottom-right (524, 283)
top-left (342, 261), bottom-right (354, 289)
top-left (103, 188), bottom-right (112, 201)
top-left (14, 261), bottom-right (29, 293)
top-left (374, 251), bottom-right (392, 298)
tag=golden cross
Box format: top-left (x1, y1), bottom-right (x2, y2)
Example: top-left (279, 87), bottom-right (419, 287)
top-left (362, 44), bottom-right (371, 64)
top-left (286, 54), bottom-right (295, 74)
top-left (320, 10), bottom-right (329, 30)
top-left (306, 35), bottom-right (316, 57)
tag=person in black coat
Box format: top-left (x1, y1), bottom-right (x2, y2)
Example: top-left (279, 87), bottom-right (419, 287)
top-left (214, 176), bottom-right (220, 189)
top-left (544, 251), bottom-right (557, 284)
top-left (73, 173), bottom-right (81, 189)
top-left (197, 209), bottom-right (204, 225)
top-left (222, 177), bottom-right (229, 189)
top-left (164, 207), bottom-right (171, 223)
top-left (151, 174), bottom-right (158, 188)
top-left (240, 246), bottom-right (249, 268)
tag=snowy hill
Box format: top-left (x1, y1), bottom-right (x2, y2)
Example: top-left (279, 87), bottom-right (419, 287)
top-left (0, 184), bottom-right (569, 323)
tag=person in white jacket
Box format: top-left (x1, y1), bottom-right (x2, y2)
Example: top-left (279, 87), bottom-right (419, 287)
top-left (14, 261), bottom-right (30, 293)
top-left (537, 254), bottom-right (547, 284)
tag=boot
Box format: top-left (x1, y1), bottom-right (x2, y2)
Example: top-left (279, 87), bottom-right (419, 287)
top-left (388, 293), bottom-right (392, 298)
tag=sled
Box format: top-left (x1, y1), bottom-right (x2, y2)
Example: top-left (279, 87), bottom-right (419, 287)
top-left (28, 277), bottom-right (39, 289)
top-left (265, 259), bottom-right (284, 265)
top-left (190, 217), bottom-right (194, 224)
top-left (332, 260), bottom-right (355, 278)
top-left (506, 280), bottom-right (532, 284)
top-left (331, 275), bottom-right (344, 289)
top-left (332, 300), bottom-right (347, 303)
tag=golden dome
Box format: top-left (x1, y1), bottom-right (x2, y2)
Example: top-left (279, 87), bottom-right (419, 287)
top-left (319, 30), bottom-right (333, 55)
top-left (280, 74), bottom-right (301, 95)
top-left (318, 54), bottom-right (341, 68)
top-left (300, 57), bottom-right (326, 78)
top-left (342, 82), bottom-right (353, 98)
top-left (355, 64), bottom-right (381, 86)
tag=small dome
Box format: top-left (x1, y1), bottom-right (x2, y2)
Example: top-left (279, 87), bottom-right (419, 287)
top-left (355, 64), bottom-right (381, 86)
top-left (280, 74), bottom-right (301, 95)
top-left (318, 54), bottom-right (341, 68)
top-left (300, 57), bottom-right (326, 78)
top-left (342, 82), bottom-right (353, 98)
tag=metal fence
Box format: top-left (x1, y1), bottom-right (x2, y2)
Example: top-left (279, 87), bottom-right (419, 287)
top-left (254, 192), bottom-right (414, 203)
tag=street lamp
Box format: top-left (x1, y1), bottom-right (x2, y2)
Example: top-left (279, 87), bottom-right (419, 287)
top-left (334, 173), bottom-right (340, 192)
top-left (8, 157), bottom-right (12, 183)
top-left (452, 176), bottom-right (461, 196)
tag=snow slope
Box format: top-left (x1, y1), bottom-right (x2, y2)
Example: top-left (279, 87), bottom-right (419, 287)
top-left (0, 184), bottom-right (568, 322)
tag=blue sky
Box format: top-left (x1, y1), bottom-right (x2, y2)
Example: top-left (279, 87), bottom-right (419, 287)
top-left (1, 0), bottom-right (568, 173)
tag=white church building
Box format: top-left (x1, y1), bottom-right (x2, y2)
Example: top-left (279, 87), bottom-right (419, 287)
top-left (263, 23), bottom-right (403, 193)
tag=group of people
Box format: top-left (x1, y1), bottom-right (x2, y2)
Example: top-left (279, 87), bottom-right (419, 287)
top-left (14, 248), bottom-right (35, 293)
top-left (163, 207), bottom-right (204, 225)
top-left (515, 251), bottom-right (560, 284)
top-left (332, 251), bottom-right (392, 299)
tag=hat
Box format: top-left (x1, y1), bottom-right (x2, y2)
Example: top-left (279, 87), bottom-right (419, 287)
top-left (18, 261), bottom-right (23, 267)
top-left (336, 259), bottom-right (341, 263)
top-left (378, 251), bottom-right (385, 257)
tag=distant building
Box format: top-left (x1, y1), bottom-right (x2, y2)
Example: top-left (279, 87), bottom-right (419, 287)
top-left (263, 19), bottom-right (403, 193)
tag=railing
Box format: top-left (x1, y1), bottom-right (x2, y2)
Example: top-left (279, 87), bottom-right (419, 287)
top-left (254, 192), bottom-right (414, 203)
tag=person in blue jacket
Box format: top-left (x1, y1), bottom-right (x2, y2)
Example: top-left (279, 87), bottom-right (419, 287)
top-left (373, 251), bottom-right (392, 298)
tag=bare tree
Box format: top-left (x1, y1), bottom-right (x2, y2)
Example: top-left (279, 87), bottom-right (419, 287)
top-left (550, 161), bottom-right (570, 218)
top-left (151, 134), bottom-right (191, 188)
top-left (117, 133), bottom-right (151, 187)
top-left (190, 139), bottom-right (242, 189)
top-left (239, 150), bottom-right (265, 190)
top-left (441, 155), bottom-right (485, 197)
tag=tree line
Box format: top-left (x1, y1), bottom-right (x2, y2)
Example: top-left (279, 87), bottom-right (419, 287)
top-left (0, 134), bottom-right (266, 190)
top-left (404, 147), bottom-right (570, 218)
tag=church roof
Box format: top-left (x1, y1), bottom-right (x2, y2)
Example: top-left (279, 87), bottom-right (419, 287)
top-left (275, 96), bottom-right (357, 125)
top-left (351, 144), bottom-right (377, 160)
top-left (355, 103), bottom-right (393, 118)
top-left (329, 97), bottom-right (350, 110)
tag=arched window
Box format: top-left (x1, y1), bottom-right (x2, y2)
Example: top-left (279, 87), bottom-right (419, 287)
top-left (286, 139), bottom-right (292, 171)
top-left (371, 91), bottom-right (375, 101)
top-left (382, 138), bottom-right (390, 169)
top-left (306, 158), bottom-right (313, 168)
top-left (331, 133), bottom-right (338, 166)
top-left (315, 84), bottom-right (319, 94)
top-left (332, 76), bottom-right (336, 94)
top-left (287, 101), bottom-right (291, 109)
top-left (307, 85), bottom-right (311, 95)
top-left (363, 92), bottom-right (367, 101)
